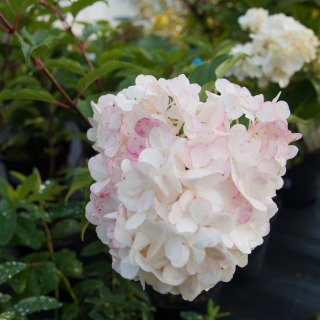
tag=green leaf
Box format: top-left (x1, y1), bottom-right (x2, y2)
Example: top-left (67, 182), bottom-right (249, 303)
top-left (128, 282), bottom-right (150, 303)
top-left (0, 293), bottom-right (11, 304)
top-left (10, 269), bottom-right (28, 294)
top-left (0, 262), bottom-right (27, 285)
top-left (21, 251), bottom-right (50, 263)
top-left (215, 53), bottom-right (248, 79)
top-left (16, 203), bottom-right (51, 222)
top-left (287, 114), bottom-right (307, 125)
top-left (0, 312), bottom-right (15, 320)
top-left (77, 60), bottom-right (136, 93)
top-left (199, 81), bottom-right (215, 102)
top-left (65, 173), bottom-right (92, 201)
top-left (73, 279), bottom-right (103, 300)
top-left (180, 311), bottom-right (204, 320)
top-left (0, 200), bottom-right (17, 245)
top-left (38, 262), bottom-right (60, 294)
top-left (0, 178), bottom-right (14, 202)
top-left (53, 249), bottom-right (83, 278)
top-left (188, 54), bottom-right (230, 86)
top-left (99, 50), bottom-right (125, 65)
top-left (83, 24), bottom-right (100, 39)
top-left (7, 0), bottom-right (37, 15)
top-left (47, 202), bottom-right (83, 219)
top-left (83, 261), bottom-right (111, 277)
top-left (61, 304), bottom-right (81, 320)
top-left (77, 99), bottom-right (94, 119)
top-left (9, 171), bottom-right (27, 182)
top-left (183, 35), bottom-right (214, 56)
top-left (44, 59), bottom-right (87, 75)
top-left (0, 88), bottom-right (55, 102)
top-left (15, 216), bottom-right (42, 250)
top-left (10, 296), bottom-right (61, 316)
top-left (12, 29), bottom-right (53, 64)
top-left (282, 79), bottom-right (320, 119)
top-left (81, 182), bottom-right (93, 241)
top-left (51, 219), bottom-right (81, 239)
top-left (70, 0), bottom-right (108, 17)
top-left (133, 34), bottom-right (173, 52)
top-left (15, 173), bottom-right (37, 201)
top-left (81, 241), bottom-right (107, 257)
top-left (142, 311), bottom-right (154, 320)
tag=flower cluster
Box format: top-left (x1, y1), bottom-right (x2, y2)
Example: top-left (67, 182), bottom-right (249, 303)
top-left (227, 8), bottom-right (319, 88)
top-left (86, 74), bottom-right (301, 301)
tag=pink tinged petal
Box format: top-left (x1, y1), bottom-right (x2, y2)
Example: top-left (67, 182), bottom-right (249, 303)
top-left (121, 115), bottom-right (136, 137)
top-left (215, 79), bottom-right (230, 93)
top-left (127, 134), bottom-right (146, 159)
top-left (206, 214), bottom-right (234, 233)
top-left (169, 202), bottom-right (184, 224)
top-left (191, 144), bottom-right (214, 168)
top-left (85, 201), bottom-right (100, 225)
top-left (190, 247), bottom-right (206, 265)
top-left (106, 220), bottom-right (116, 239)
top-left (139, 148), bottom-right (163, 170)
top-left (163, 264), bottom-right (187, 286)
top-left (276, 101), bottom-right (290, 120)
top-left (96, 224), bottom-right (110, 245)
top-left (135, 253), bottom-right (152, 272)
top-left (229, 230), bottom-right (251, 254)
top-left (189, 198), bottom-right (212, 224)
top-left (88, 154), bottom-right (109, 182)
top-left (112, 238), bottom-right (127, 249)
top-left (176, 218), bottom-right (198, 234)
top-left (197, 257), bottom-right (222, 287)
top-left (125, 212), bottom-right (146, 230)
top-left (149, 125), bottom-right (173, 151)
top-left (179, 190), bottom-right (194, 212)
top-left (165, 237), bottom-right (183, 261)
top-left (178, 91), bottom-right (199, 117)
top-left (256, 102), bottom-right (277, 122)
top-left (288, 145), bottom-right (299, 160)
top-left (214, 180), bottom-right (239, 206)
top-left (238, 178), bottom-right (268, 211)
top-left (90, 180), bottom-right (110, 195)
top-left (108, 110), bottom-right (122, 131)
top-left (137, 188), bottom-right (154, 212)
top-left (212, 137), bottom-right (229, 160)
top-left (171, 245), bottom-right (190, 268)
top-left (193, 227), bottom-right (221, 248)
top-left (120, 256), bottom-right (139, 279)
top-left (197, 190), bottom-right (224, 214)
top-left (155, 95), bottom-right (169, 113)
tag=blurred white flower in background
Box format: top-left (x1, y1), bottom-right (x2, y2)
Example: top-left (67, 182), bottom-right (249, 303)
top-left (227, 9), bottom-right (319, 88)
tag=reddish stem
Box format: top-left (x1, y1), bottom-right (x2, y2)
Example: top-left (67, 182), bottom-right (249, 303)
top-left (0, 24), bottom-right (10, 33)
top-left (52, 101), bottom-right (70, 109)
top-left (0, 13), bottom-right (14, 33)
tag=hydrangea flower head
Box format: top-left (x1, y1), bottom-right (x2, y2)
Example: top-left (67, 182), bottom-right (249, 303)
top-left (228, 9), bottom-right (319, 88)
top-left (86, 75), bottom-right (301, 301)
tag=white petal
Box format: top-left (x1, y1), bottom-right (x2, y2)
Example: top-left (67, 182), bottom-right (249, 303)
top-left (163, 264), bottom-right (187, 286)
top-left (197, 257), bottom-right (222, 286)
top-left (120, 256), bottom-right (139, 279)
top-left (193, 227), bottom-right (221, 248)
top-left (125, 212), bottom-right (146, 230)
top-left (165, 237), bottom-right (183, 261)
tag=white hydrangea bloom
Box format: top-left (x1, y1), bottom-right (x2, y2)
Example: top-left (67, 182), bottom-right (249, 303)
top-left (238, 8), bottom-right (269, 33)
top-left (229, 9), bottom-right (319, 87)
top-left (86, 75), bottom-right (301, 301)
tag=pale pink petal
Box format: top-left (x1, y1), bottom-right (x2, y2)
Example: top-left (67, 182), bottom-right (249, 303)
top-left (191, 144), bottom-right (213, 168)
top-left (163, 264), bottom-right (187, 286)
top-left (193, 227), bottom-right (221, 248)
